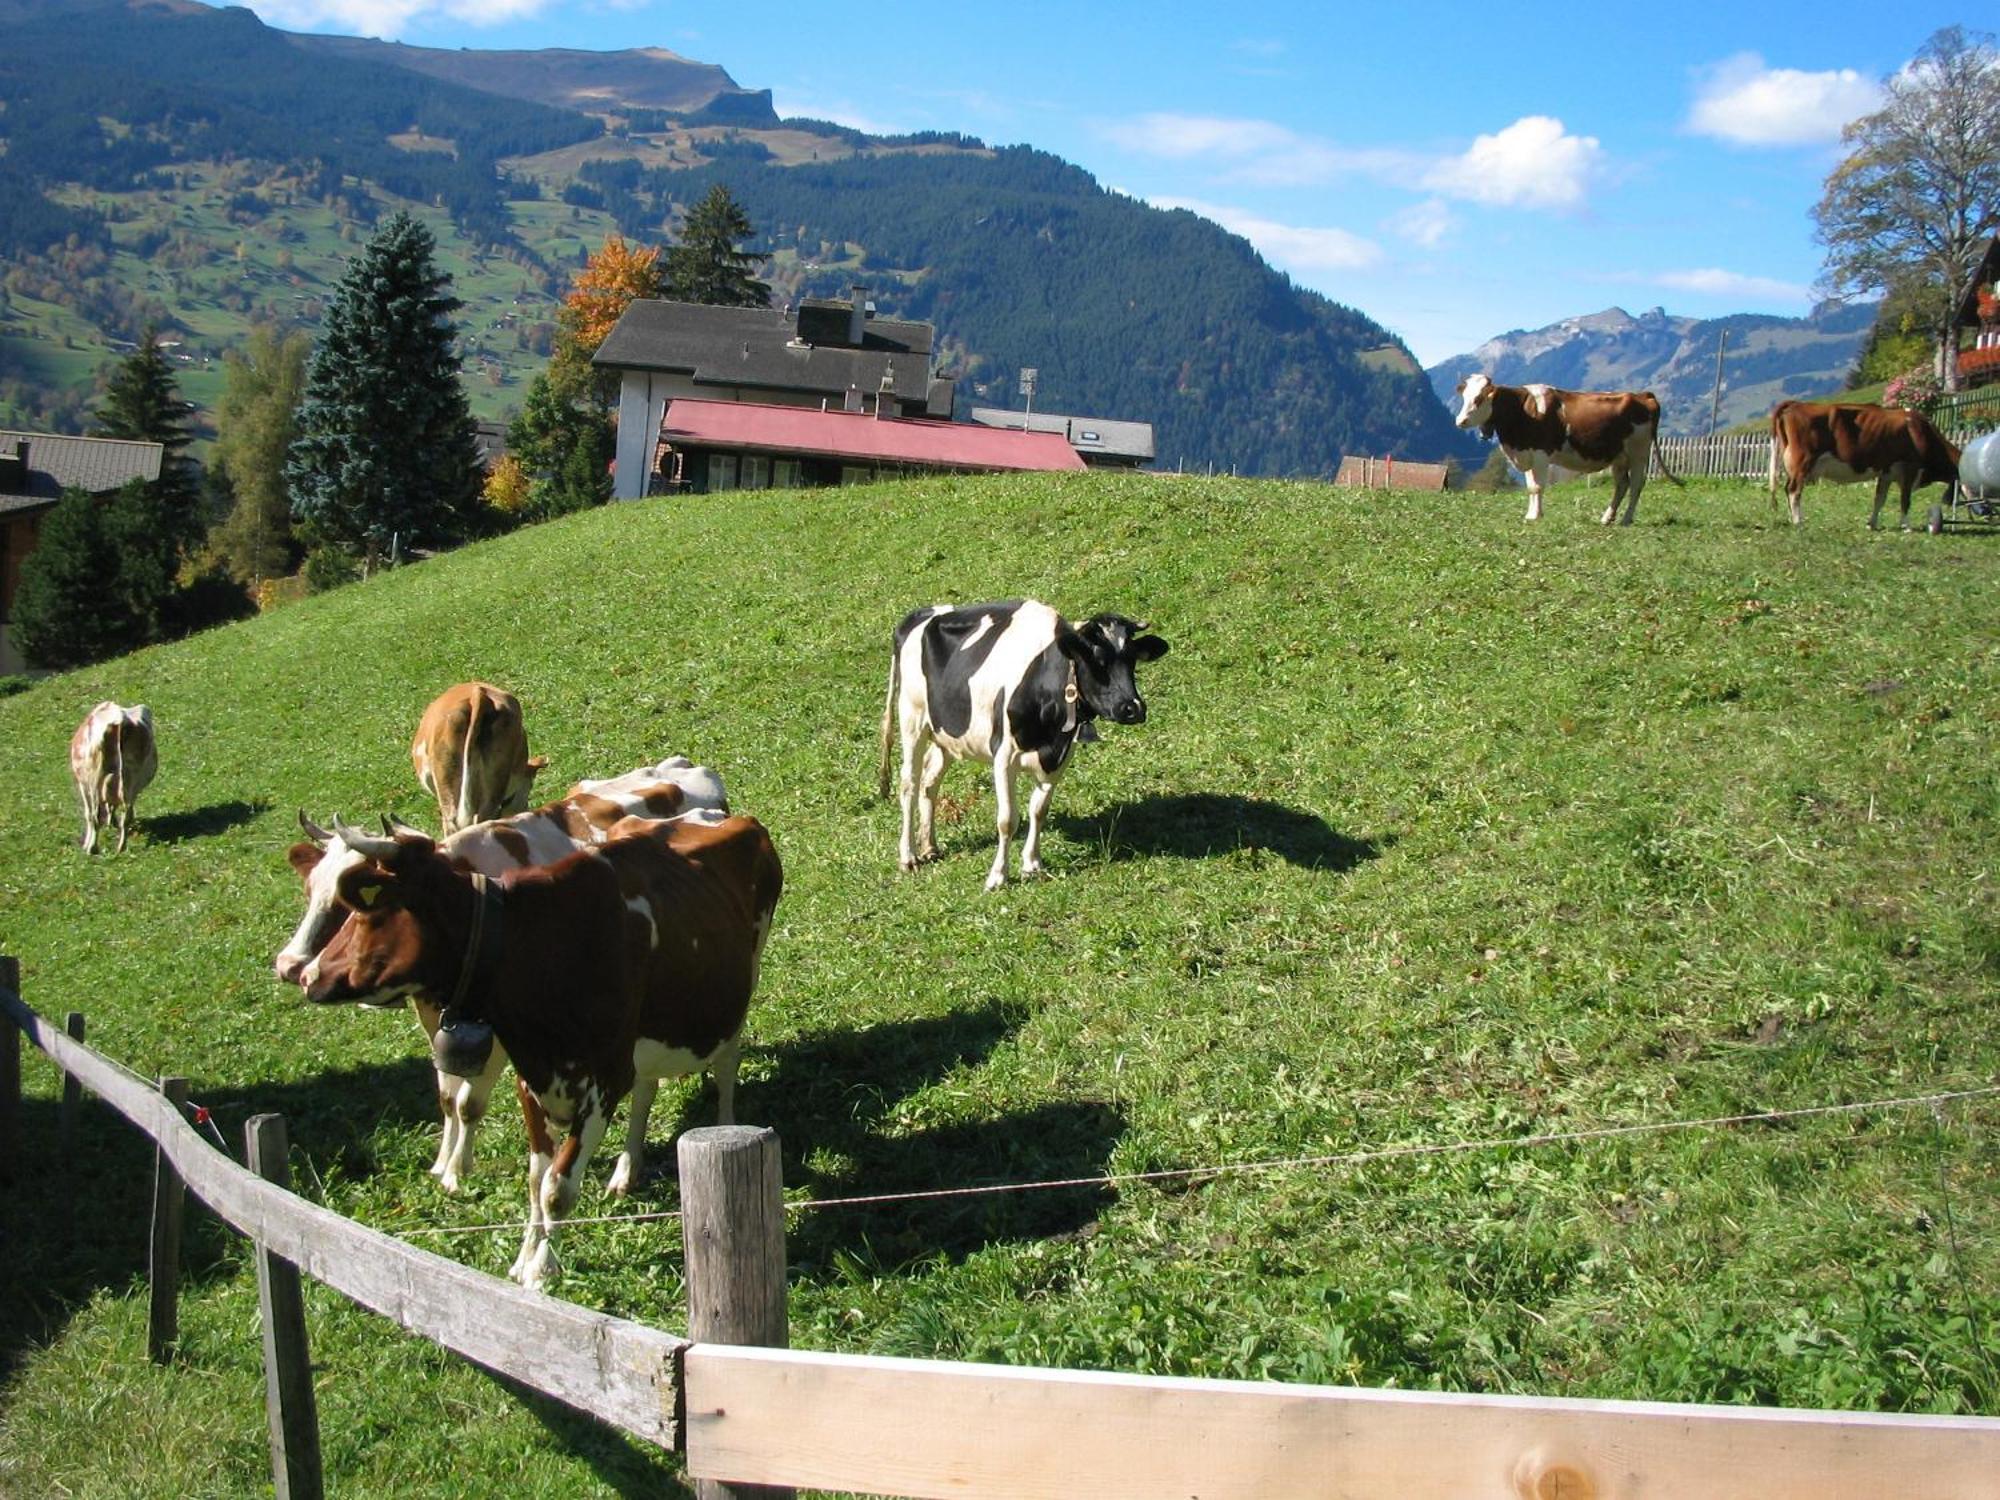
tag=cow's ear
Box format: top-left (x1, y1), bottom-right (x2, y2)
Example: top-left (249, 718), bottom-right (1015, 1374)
top-left (335, 863), bottom-right (401, 913)
top-left (287, 842), bottom-right (325, 879)
top-left (1131, 635), bottom-right (1170, 663)
top-left (1054, 622), bottom-right (1091, 663)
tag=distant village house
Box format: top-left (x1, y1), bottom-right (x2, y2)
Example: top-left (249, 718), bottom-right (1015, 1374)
top-left (1, 431), bottom-right (165, 674)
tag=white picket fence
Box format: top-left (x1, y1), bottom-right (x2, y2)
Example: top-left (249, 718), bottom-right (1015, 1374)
top-left (1648, 434), bottom-right (1769, 480)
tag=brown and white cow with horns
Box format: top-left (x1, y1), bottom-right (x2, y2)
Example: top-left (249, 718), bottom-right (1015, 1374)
top-left (302, 812), bottom-right (782, 1290)
top-left (70, 701), bottom-right (157, 854)
top-left (276, 757), bottom-right (729, 1192)
top-left (1454, 375), bottom-right (1679, 524)
top-left (411, 681), bottom-right (547, 835)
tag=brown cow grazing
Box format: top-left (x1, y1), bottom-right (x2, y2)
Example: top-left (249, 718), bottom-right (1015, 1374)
top-left (302, 813), bottom-right (782, 1290)
top-left (1768, 400), bottom-right (1961, 528)
top-left (275, 756), bottom-right (730, 1192)
top-left (1454, 374), bottom-right (1679, 524)
top-left (411, 682), bottom-right (547, 835)
top-left (70, 702), bottom-right (157, 854)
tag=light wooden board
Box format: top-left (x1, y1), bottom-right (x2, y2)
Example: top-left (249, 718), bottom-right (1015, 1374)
top-left (2, 991), bottom-right (685, 1449)
top-left (685, 1344), bottom-right (2000, 1500)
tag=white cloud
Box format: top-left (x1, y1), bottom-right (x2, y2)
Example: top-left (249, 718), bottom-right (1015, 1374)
top-left (1150, 195), bottom-right (1381, 273)
top-left (1387, 198), bottom-right (1454, 249)
top-left (1686, 54), bottom-right (1882, 146)
top-left (249, 0), bottom-right (550, 35)
top-left (1097, 112), bottom-right (1417, 187)
top-left (1423, 116), bottom-right (1602, 211)
top-left (767, 93), bottom-right (907, 136)
top-left (1654, 267), bottom-right (1812, 302)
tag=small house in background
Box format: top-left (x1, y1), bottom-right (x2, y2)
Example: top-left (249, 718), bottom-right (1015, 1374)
top-left (1335, 455), bottom-right (1452, 491)
top-left (652, 398), bottom-right (1084, 494)
top-left (471, 421), bottom-right (509, 472)
top-left (595, 285), bottom-right (956, 499)
top-left (965, 408), bottom-right (1155, 470)
top-left (1, 431), bottom-right (164, 674)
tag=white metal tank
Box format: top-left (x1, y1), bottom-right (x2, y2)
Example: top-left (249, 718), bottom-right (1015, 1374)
top-left (1960, 428), bottom-right (2000, 497)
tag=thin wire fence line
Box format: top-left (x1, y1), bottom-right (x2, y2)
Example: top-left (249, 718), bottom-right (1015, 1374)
top-left (389, 1081), bottom-right (2000, 1242)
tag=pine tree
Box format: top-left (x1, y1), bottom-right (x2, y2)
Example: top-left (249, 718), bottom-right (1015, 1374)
top-left (92, 326), bottom-right (204, 619)
top-left (10, 488), bottom-right (141, 668)
top-left (662, 184), bottom-right (770, 308)
top-left (286, 211), bottom-right (482, 572)
top-left (212, 325), bottom-right (309, 583)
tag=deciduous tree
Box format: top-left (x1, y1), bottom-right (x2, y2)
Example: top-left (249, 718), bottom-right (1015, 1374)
top-left (1815, 26), bottom-right (2000, 390)
top-left (211, 324), bottom-right (309, 583)
top-left (287, 211), bottom-right (482, 573)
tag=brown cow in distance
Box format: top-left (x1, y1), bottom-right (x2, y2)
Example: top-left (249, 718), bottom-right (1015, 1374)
top-left (1454, 374), bottom-right (1680, 524)
top-left (302, 812), bottom-right (782, 1290)
top-left (70, 701), bottom-right (157, 854)
top-left (1768, 400), bottom-right (1960, 528)
top-left (411, 682), bottom-right (547, 835)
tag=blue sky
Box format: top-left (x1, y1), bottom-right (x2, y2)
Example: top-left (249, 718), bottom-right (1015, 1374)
top-left (230, 0), bottom-right (1976, 366)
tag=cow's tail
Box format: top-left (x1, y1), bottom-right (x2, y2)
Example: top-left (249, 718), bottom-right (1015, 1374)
top-left (454, 691), bottom-right (483, 831)
top-left (1767, 406), bottom-right (1788, 512)
top-left (1652, 439), bottom-right (1685, 489)
top-left (876, 641), bottom-right (901, 800)
top-left (110, 716), bottom-right (127, 823)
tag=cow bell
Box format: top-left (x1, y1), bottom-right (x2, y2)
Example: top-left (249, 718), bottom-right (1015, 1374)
top-left (431, 1011), bottom-right (495, 1079)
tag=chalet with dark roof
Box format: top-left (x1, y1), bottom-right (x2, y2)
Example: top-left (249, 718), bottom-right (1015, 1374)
top-left (595, 285), bottom-right (955, 499)
top-left (2, 430), bottom-right (164, 673)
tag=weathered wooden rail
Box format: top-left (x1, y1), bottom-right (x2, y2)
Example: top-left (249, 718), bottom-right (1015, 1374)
top-left (6, 959), bottom-right (2000, 1500)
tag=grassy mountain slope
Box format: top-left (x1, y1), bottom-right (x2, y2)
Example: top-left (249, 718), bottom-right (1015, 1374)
top-left (0, 471), bottom-right (1995, 1494)
top-left (1428, 303), bottom-right (1877, 435)
top-left (0, 2), bottom-right (1469, 474)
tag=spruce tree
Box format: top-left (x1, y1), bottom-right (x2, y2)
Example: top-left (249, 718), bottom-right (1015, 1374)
top-left (92, 326), bottom-right (204, 618)
top-left (663, 184), bottom-right (770, 308)
top-left (287, 211), bottom-right (482, 572)
top-left (11, 488), bottom-right (141, 668)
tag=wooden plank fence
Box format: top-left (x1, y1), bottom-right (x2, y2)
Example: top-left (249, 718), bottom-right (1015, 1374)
top-left (1336, 455), bottom-right (1451, 490)
top-left (6, 963), bottom-right (2000, 1499)
top-left (1648, 433), bottom-right (1770, 480)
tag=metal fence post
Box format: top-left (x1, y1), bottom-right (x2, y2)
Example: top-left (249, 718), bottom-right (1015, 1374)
top-left (679, 1124), bottom-right (793, 1500)
top-left (147, 1075), bottom-right (189, 1363)
top-left (246, 1113), bottom-right (324, 1500)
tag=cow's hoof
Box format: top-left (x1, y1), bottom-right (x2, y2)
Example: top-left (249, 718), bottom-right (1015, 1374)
top-left (607, 1155), bottom-right (640, 1197)
top-left (898, 855), bottom-right (919, 873)
top-left (983, 873), bottom-right (1007, 893)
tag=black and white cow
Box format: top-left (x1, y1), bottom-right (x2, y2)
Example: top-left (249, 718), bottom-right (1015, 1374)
top-left (877, 600), bottom-right (1168, 890)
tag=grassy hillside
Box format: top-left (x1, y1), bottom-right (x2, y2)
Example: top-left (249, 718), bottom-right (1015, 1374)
top-left (1, 472), bottom-right (1996, 1495)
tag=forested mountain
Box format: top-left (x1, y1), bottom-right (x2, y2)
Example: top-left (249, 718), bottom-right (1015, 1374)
top-left (1427, 302), bottom-right (1877, 435)
top-left (0, 0), bottom-right (1473, 474)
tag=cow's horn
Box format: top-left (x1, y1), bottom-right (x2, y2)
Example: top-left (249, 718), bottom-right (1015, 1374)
top-left (329, 818), bottom-right (401, 860)
top-left (298, 811), bottom-right (333, 844)
top-left (389, 818), bottom-right (429, 839)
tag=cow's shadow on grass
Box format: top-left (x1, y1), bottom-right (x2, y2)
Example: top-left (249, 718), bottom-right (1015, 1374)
top-left (145, 798), bottom-right (271, 844)
top-left (658, 1001), bottom-right (1125, 1272)
top-left (1054, 792), bottom-right (1388, 872)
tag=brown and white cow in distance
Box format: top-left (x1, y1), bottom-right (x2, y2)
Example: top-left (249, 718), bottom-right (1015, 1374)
top-left (1454, 375), bottom-right (1679, 525)
top-left (70, 701), bottom-right (157, 855)
top-left (411, 682), bottom-right (547, 835)
top-left (276, 757), bottom-right (728, 1192)
top-left (1768, 400), bottom-right (1961, 528)
top-left (302, 812), bottom-right (782, 1290)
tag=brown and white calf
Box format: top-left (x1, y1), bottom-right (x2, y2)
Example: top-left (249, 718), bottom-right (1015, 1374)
top-left (1768, 400), bottom-right (1961, 527)
top-left (70, 701), bottom-right (157, 855)
top-left (275, 757), bottom-right (728, 1191)
top-left (302, 813), bottom-right (782, 1290)
top-left (411, 682), bottom-right (548, 835)
top-left (1454, 375), bottom-right (1678, 524)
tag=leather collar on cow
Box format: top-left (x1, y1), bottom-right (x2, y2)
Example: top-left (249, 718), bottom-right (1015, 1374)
top-left (432, 872), bottom-right (505, 1079)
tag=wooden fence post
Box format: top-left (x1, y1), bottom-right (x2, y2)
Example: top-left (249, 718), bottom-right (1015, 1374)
top-left (147, 1075), bottom-right (189, 1363)
top-left (679, 1125), bottom-right (792, 1500)
top-left (246, 1114), bottom-right (324, 1500)
top-left (59, 1012), bottom-right (85, 1156)
top-left (0, 958), bottom-right (18, 1183)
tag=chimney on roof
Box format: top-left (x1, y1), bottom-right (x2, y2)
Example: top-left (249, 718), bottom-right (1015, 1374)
top-left (844, 384), bottom-right (863, 413)
top-left (877, 363), bottom-right (895, 419)
top-left (0, 439), bottom-right (26, 491)
top-left (849, 283), bottom-right (869, 346)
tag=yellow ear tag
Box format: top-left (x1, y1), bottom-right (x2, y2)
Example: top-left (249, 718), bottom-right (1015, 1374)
top-left (356, 883), bottom-right (381, 908)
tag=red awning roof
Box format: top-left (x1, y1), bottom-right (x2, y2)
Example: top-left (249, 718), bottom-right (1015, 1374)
top-left (659, 399), bottom-right (1086, 473)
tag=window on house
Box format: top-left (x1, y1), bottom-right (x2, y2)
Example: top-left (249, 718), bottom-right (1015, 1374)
top-left (741, 455), bottom-right (771, 490)
top-left (706, 454), bottom-right (739, 492)
top-left (774, 459), bottom-right (804, 488)
top-left (840, 465), bottom-right (874, 485)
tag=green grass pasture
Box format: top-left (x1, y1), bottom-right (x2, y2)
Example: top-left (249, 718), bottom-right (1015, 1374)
top-left (0, 473), bottom-right (1995, 1495)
